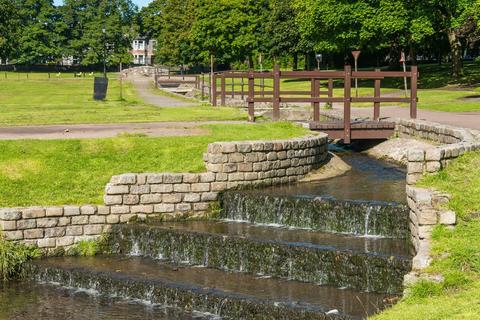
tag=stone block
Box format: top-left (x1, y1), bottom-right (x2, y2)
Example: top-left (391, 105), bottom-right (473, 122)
top-left (106, 215), bottom-right (120, 224)
top-left (199, 172), bottom-right (216, 183)
top-left (407, 149), bottom-right (425, 162)
top-left (104, 195), bottom-right (123, 205)
top-left (131, 205), bottom-right (154, 214)
top-left (253, 163), bottom-right (263, 172)
top-left (66, 226), bottom-right (83, 236)
top-left (37, 238), bottom-right (56, 248)
top-left (277, 151), bottom-right (287, 160)
top-left (418, 226), bottom-right (433, 240)
top-left (191, 183), bottom-right (210, 193)
top-left (245, 172), bottom-right (259, 181)
top-left (426, 161), bottom-right (441, 173)
top-left (45, 227), bottom-right (66, 238)
top-left (62, 206), bottom-right (79, 217)
top-left (266, 152), bottom-right (278, 161)
top-left (24, 229), bottom-right (44, 239)
top-left (175, 203), bottom-right (192, 212)
top-left (207, 142), bottom-right (223, 154)
top-left (417, 209), bottom-right (437, 225)
top-left (130, 185), bottom-right (151, 194)
top-left (220, 142), bottom-right (237, 153)
top-left (84, 225), bottom-right (103, 235)
top-left (228, 153), bottom-right (244, 163)
top-left (237, 163), bottom-right (253, 172)
top-left (119, 214), bottom-right (136, 223)
top-left (184, 193), bottom-right (201, 202)
top-left (110, 206), bottom-right (130, 214)
top-left (193, 203), bottom-right (210, 211)
top-left (407, 162), bottom-right (424, 174)
top-left (71, 216), bottom-right (89, 225)
top-left (244, 153), bottom-right (258, 162)
top-left (252, 142), bottom-right (265, 151)
top-left (136, 174), bottom-right (148, 185)
top-left (147, 173), bottom-right (164, 184)
top-left (425, 148), bottom-right (444, 161)
top-left (80, 205), bottom-right (97, 215)
top-left (237, 143), bottom-right (252, 153)
top-left (0, 220), bottom-right (16, 231)
top-left (123, 195), bottom-right (139, 205)
top-left (97, 206), bottom-right (110, 215)
top-left (163, 173), bottom-right (183, 184)
top-left (162, 194), bottom-right (183, 204)
top-left (16, 219), bottom-right (36, 230)
top-left (215, 173), bottom-right (228, 182)
top-left (151, 184), bottom-right (173, 193)
top-left (56, 236), bottom-right (75, 247)
top-left (58, 217), bottom-right (71, 227)
top-left (105, 184), bottom-right (129, 195)
top-left (173, 184), bottom-right (191, 193)
top-left (439, 210), bottom-right (456, 225)
top-left (208, 153), bottom-right (228, 164)
top-left (89, 215), bottom-right (106, 224)
top-left (222, 163), bottom-right (237, 173)
top-left (154, 203), bottom-right (175, 213)
top-left (211, 182), bottom-right (227, 191)
top-left (228, 172), bottom-right (245, 182)
top-left (140, 194), bottom-right (162, 204)
top-left (3, 230), bottom-right (23, 240)
top-left (111, 174), bottom-right (136, 185)
top-left (0, 208), bottom-right (22, 221)
top-left (37, 218), bottom-right (58, 228)
top-left (201, 192), bottom-right (219, 201)
top-left (183, 173), bottom-right (200, 183)
top-left (406, 173), bottom-right (421, 185)
top-left (23, 207), bottom-right (45, 219)
top-left (206, 163), bottom-right (222, 173)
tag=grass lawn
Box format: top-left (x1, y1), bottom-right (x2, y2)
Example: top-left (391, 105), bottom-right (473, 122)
top-left (0, 122), bottom-right (308, 207)
top-left (0, 76), bottom-right (246, 126)
top-left (374, 151), bottom-right (480, 319)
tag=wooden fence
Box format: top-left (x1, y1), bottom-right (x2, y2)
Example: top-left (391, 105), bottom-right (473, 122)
top-left (211, 64), bottom-right (418, 124)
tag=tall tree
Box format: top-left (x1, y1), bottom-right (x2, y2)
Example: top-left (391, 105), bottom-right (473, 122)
top-left (0, 0), bottom-right (21, 63)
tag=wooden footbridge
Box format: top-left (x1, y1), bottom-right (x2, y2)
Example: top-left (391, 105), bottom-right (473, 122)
top-left (206, 65), bottom-right (418, 144)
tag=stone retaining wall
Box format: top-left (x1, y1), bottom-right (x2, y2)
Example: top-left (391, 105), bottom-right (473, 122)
top-left (396, 119), bottom-right (480, 185)
top-left (1, 134), bottom-right (329, 250)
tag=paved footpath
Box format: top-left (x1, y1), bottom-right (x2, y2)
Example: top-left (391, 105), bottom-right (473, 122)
top-left (130, 75), bottom-right (197, 107)
top-left (331, 105), bottom-right (480, 131)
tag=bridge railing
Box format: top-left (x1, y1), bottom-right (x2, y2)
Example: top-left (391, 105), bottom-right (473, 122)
top-left (211, 65), bottom-right (419, 133)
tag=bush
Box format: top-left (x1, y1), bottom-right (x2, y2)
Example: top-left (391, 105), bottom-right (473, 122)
top-left (475, 57), bottom-right (480, 65)
top-left (0, 237), bottom-right (40, 281)
top-left (67, 240), bottom-right (100, 257)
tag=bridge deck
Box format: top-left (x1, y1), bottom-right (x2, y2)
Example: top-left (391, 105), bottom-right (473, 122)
top-left (309, 120), bottom-right (396, 141)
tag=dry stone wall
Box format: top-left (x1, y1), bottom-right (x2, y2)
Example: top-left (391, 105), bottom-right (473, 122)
top-left (1, 134), bottom-right (329, 250)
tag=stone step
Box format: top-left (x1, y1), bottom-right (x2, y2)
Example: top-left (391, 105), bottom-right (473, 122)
top-left (27, 256), bottom-right (399, 320)
top-left (219, 191), bottom-right (410, 238)
top-left (106, 221), bottom-right (412, 294)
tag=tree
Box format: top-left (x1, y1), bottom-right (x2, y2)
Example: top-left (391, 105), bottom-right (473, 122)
top-left (0, 0), bottom-right (21, 63)
top-left (62, 0), bottom-right (137, 66)
top-left (15, 0), bottom-right (67, 64)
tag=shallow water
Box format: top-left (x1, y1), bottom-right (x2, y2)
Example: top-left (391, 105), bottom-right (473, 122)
top-left (0, 281), bottom-right (217, 320)
top-left (263, 151), bottom-right (407, 203)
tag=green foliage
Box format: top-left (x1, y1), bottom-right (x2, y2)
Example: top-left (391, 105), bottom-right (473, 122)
top-left (0, 236), bottom-right (40, 281)
top-left (0, 0), bottom-right (21, 62)
top-left (68, 240), bottom-right (100, 257)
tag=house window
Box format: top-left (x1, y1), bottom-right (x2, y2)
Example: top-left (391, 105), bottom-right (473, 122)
top-left (133, 40), bottom-right (145, 50)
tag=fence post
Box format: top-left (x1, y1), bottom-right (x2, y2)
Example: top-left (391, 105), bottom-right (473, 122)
top-left (220, 73), bottom-right (226, 106)
top-left (154, 70), bottom-right (158, 89)
top-left (231, 76), bottom-right (235, 98)
top-left (273, 64), bottom-right (281, 121)
top-left (212, 73), bottom-right (217, 106)
top-left (241, 76), bottom-right (245, 100)
top-left (248, 69), bottom-right (255, 122)
top-left (374, 68), bottom-right (381, 120)
top-left (201, 73), bottom-right (205, 100)
top-left (343, 65), bottom-right (352, 144)
top-left (312, 78), bottom-right (320, 121)
top-left (410, 65), bottom-right (418, 119)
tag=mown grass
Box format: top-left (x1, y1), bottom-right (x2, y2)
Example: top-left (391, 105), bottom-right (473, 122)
top-left (0, 122), bottom-right (307, 207)
top-left (374, 151), bottom-right (480, 320)
top-left (0, 77), bottom-right (245, 126)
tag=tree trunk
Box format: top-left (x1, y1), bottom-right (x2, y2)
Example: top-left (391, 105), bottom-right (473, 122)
top-left (293, 53), bottom-right (298, 71)
top-left (447, 29), bottom-right (464, 79)
top-left (247, 56), bottom-right (254, 69)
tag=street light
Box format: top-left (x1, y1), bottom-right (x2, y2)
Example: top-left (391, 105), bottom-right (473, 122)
top-left (315, 53), bottom-right (323, 70)
top-left (102, 27), bottom-right (107, 78)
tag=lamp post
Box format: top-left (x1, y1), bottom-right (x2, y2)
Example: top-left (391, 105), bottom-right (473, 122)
top-left (351, 50), bottom-right (361, 97)
top-left (102, 26), bottom-right (107, 78)
top-left (315, 53), bottom-right (323, 70)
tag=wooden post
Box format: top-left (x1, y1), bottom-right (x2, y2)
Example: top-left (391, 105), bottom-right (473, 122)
top-left (220, 73), bottom-right (226, 106)
top-left (343, 65), bottom-right (352, 144)
top-left (231, 76), bottom-right (234, 98)
top-left (248, 69), bottom-right (255, 122)
top-left (328, 78), bottom-right (333, 98)
top-left (374, 68), bottom-right (381, 120)
top-left (201, 73), bottom-right (205, 100)
top-left (410, 65), bottom-right (418, 119)
top-left (154, 68), bottom-right (158, 89)
top-left (273, 64), bottom-right (281, 121)
top-left (241, 76), bottom-right (245, 100)
top-left (311, 78), bottom-right (320, 121)
top-left (119, 62), bottom-right (123, 100)
top-left (212, 73), bottom-right (217, 106)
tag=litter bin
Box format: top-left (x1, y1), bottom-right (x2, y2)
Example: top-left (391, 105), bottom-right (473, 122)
top-left (93, 77), bottom-right (109, 100)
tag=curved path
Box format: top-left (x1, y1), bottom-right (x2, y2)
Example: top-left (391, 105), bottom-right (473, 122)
top-left (130, 75), bottom-right (197, 107)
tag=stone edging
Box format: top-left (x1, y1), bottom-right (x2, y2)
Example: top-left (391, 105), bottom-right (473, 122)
top-left (0, 134), bottom-right (329, 250)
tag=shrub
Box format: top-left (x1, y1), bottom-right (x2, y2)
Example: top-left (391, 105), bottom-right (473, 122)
top-left (0, 237), bottom-right (40, 281)
top-left (67, 240), bottom-right (100, 257)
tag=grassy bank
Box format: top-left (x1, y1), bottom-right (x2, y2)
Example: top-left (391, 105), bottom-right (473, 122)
top-left (374, 151), bottom-right (480, 319)
top-left (0, 77), bottom-right (245, 126)
top-left (0, 122), bottom-right (307, 207)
